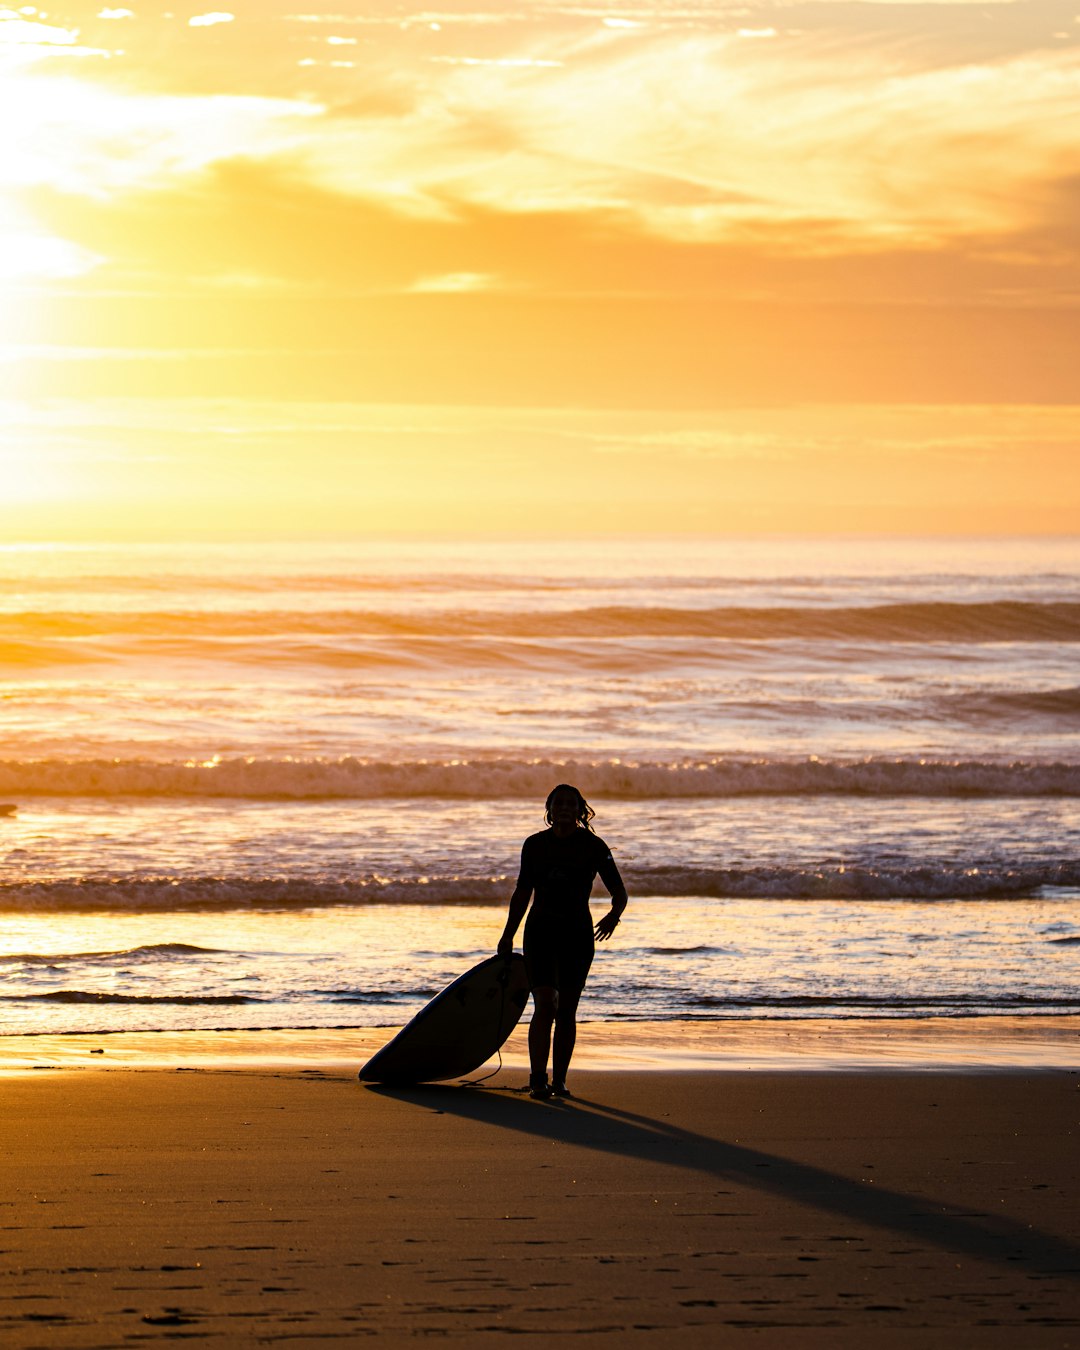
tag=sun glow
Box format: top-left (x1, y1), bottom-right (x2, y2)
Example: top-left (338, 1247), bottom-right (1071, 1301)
top-left (0, 419), bottom-right (73, 506)
top-left (0, 226), bottom-right (100, 282)
top-left (0, 0), bottom-right (1073, 539)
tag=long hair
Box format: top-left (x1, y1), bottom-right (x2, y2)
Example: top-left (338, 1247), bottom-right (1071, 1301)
top-left (544, 784), bottom-right (595, 832)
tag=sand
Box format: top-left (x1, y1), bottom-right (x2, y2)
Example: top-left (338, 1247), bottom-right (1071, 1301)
top-left (1, 1065), bottom-right (1079, 1348)
top-left (4, 1014), bottom-right (1079, 1072)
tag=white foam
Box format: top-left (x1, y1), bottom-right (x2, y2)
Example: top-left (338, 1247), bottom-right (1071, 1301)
top-left (2, 860), bottom-right (1076, 911)
top-left (1, 754), bottom-right (1078, 800)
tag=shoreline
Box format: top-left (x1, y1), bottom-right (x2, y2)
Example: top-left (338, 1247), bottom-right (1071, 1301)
top-left (4, 1014), bottom-right (1078, 1074)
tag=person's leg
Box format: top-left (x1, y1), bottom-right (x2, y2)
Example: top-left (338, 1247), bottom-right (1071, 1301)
top-left (523, 916), bottom-right (559, 1095)
top-left (528, 986), bottom-right (558, 1093)
top-left (552, 988), bottom-right (580, 1091)
top-left (552, 935), bottom-right (593, 1094)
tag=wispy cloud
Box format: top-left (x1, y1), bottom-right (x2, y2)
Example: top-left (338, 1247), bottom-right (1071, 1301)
top-left (11, 3), bottom-right (1080, 260)
top-left (4, 0), bottom-right (1078, 418)
top-left (0, 74), bottom-right (321, 197)
top-left (3, 397), bottom-right (1077, 536)
top-left (568, 406), bottom-right (1080, 462)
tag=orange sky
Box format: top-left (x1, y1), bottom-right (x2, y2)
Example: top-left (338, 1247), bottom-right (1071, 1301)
top-left (2, 0), bottom-right (1078, 537)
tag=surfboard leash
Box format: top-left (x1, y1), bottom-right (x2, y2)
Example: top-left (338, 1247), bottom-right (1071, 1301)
top-left (460, 1045), bottom-right (503, 1088)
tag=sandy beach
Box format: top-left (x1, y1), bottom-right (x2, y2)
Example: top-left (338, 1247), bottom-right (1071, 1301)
top-left (2, 541), bottom-right (1078, 1347)
top-left (2, 1062), bottom-right (1078, 1347)
top-left (3, 1015), bottom-right (1080, 1073)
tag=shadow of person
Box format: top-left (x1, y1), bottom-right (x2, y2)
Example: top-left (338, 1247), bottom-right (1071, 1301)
top-left (365, 1080), bottom-right (1080, 1280)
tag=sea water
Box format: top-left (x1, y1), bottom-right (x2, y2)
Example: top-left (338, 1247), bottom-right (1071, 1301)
top-left (1, 537), bottom-right (1078, 1037)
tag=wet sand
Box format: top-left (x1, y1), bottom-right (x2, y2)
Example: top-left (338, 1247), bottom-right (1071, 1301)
top-left (2, 1067), bottom-right (1079, 1347)
top-left (4, 1013), bottom-right (1079, 1072)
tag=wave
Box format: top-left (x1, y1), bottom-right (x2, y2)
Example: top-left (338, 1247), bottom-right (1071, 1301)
top-left (322, 988), bottom-right (438, 1003)
top-left (943, 686), bottom-right (1080, 722)
top-left (1, 861), bottom-right (1077, 911)
top-left (636, 862), bottom-right (1080, 899)
top-left (5, 571), bottom-right (773, 599)
top-left (0, 875), bottom-right (510, 911)
top-left (0, 991), bottom-right (261, 1005)
top-left (17, 570), bottom-right (1048, 599)
top-left (0, 942), bottom-right (227, 966)
top-left (1, 754), bottom-right (1078, 800)
top-left (683, 994), bottom-right (1080, 1010)
top-left (0, 573), bottom-right (607, 598)
top-left (2, 600), bottom-right (1078, 643)
top-left (643, 945), bottom-right (719, 955)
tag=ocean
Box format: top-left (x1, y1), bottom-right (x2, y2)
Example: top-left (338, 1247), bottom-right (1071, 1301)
top-left (1, 537), bottom-right (1078, 1038)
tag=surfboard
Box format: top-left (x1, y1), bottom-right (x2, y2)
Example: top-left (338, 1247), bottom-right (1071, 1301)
top-left (358, 954), bottom-right (530, 1085)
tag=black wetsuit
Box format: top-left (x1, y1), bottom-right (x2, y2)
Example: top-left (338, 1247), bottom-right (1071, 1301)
top-left (517, 828), bottom-right (624, 996)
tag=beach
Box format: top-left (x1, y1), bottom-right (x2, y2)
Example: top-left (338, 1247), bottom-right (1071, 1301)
top-left (2, 538), bottom-right (1079, 1344)
top-left (6, 0), bottom-right (1079, 1330)
top-left (3, 1059), bottom-right (1079, 1347)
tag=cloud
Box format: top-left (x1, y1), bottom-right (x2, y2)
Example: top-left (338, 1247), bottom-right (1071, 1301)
top-left (0, 74), bottom-right (322, 196)
top-left (409, 271), bottom-right (498, 291)
top-left (23, 149), bottom-right (1080, 314)
top-left (429, 55), bottom-right (563, 66)
top-left (567, 407), bottom-right (1080, 462)
top-left (268, 20), bottom-right (1080, 260)
top-left (0, 17), bottom-right (78, 45)
top-left (4, 0), bottom-right (1079, 418)
top-left (8, 395), bottom-right (1077, 450)
top-left (188, 12), bottom-right (234, 28)
top-left (0, 9), bottom-right (118, 63)
top-left (9, 1), bottom-right (1080, 267)
top-left (282, 10), bottom-right (530, 28)
top-left (4, 397), bottom-right (1077, 539)
top-left (0, 231), bottom-right (101, 279)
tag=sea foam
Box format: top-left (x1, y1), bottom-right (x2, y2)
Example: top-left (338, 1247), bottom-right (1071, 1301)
top-left (2, 861), bottom-right (1076, 911)
top-left (1, 754), bottom-right (1078, 799)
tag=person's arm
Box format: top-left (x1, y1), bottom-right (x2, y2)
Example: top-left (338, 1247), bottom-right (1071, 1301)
top-left (497, 842), bottom-right (534, 957)
top-left (593, 843), bottom-right (628, 942)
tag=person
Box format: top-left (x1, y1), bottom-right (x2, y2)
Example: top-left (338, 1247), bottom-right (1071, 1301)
top-left (497, 784), bottom-right (628, 1099)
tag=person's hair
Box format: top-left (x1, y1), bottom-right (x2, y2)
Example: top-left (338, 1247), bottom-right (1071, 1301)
top-left (544, 784), bottom-right (595, 832)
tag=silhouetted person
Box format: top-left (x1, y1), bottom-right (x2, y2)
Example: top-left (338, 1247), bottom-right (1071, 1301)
top-left (498, 784), bottom-right (628, 1099)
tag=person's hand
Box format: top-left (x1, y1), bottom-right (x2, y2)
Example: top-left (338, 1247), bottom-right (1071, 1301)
top-left (593, 909), bottom-right (621, 942)
top-left (497, 934), bottom-right (514, 959)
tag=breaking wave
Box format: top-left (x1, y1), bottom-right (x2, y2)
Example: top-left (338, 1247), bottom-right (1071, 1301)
top-left (1, 861), bottom-right (1077, 911)
top-left (1, 754), bottom-right (1078, 799)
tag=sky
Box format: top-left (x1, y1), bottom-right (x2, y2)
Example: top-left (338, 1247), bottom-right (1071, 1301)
top-left (1, 0), bottom-right (1078, 537)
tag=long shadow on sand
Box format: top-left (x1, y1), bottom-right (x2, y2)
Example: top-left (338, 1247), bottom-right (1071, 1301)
top-left (367, 1081), bottom-right (1080, 1280)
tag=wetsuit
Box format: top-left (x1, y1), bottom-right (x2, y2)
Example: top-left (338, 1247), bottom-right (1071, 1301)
top-left (517, 828), bottom-right (624, 996)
